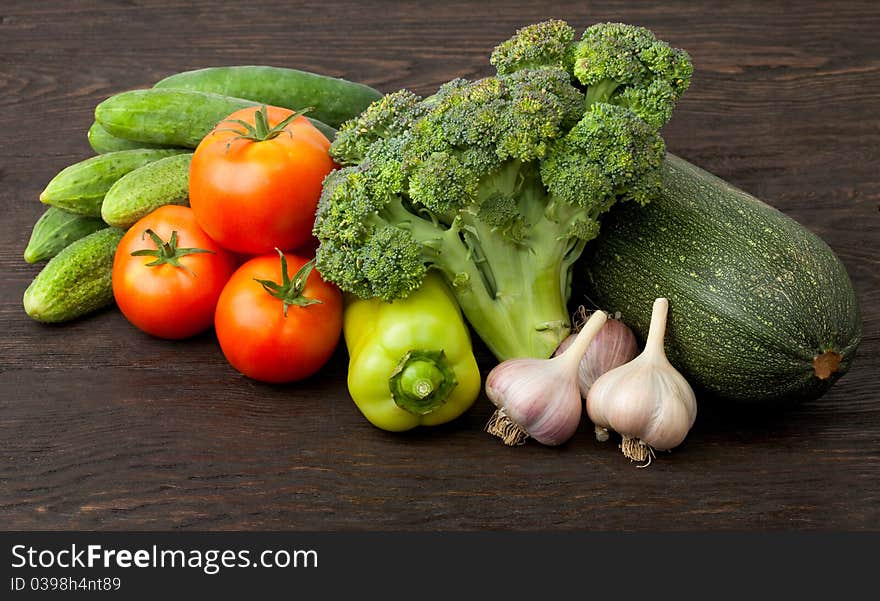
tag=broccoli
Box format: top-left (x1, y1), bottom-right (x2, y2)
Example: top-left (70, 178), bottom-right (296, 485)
top-left (315, 20), bottom-right (692, 360)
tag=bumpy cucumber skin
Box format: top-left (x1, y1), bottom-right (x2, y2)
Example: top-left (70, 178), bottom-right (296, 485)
top-left (40, 148), bottom-right (187, 216)
top-left (101, 153), bottom-right (193, 228)
top-left (95, 89), bottom-right (336, 148)
top-left (24, 207), bottom-right (108, 263)
top-left (154, 65), bottom-right (382, 129)
top-left (96, 89), bottom-right (257, 148)
top-left (23, 228), bottom-right (125, 323)
top-left (88, 121), bottom-right (178, 154)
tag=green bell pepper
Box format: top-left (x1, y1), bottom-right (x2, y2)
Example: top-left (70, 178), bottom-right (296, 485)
top-left (343, 273), bottom-right (481, 431)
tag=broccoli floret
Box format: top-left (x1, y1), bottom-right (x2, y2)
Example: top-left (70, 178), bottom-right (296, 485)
top-left (408, 151), bottom-right (477, 214)
top-left (491, 19), bottom-right (576, 75)
top-left (314, 20), bottom-right (691, 360)
top-left (477, 193), bottom-right (528, 242)
top-left (332, 90), bottom-right (426, 164)
top-left (541, 103), bottom-right (666, 211)
top-left (573, 22), bottom-right (693, 128)
top-left (493, 20), bottom-right (693, 130)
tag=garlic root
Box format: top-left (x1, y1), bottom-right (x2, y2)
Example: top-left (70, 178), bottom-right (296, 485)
top-left (620, 436), bottom-right (656, 468)
top-left (485, 408), bottom-right (529, 446)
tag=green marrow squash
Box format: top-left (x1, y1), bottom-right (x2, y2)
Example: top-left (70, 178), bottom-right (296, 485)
top-left (154, 65), bottom-right (382, 128)
top-left (23, 227), bottom-right (125, 323)
top-left (24, 207), bottom-right (108, 263)
top-left (581, 153), bottom-right (861, 405)
top-left (95, 89), bottom-right (336, 149)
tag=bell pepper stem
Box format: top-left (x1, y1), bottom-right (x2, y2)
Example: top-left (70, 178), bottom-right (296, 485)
top-left (389, 350), bottom-right (458, 416)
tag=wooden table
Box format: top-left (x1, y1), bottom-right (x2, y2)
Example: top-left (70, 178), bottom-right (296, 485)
top-left (1, 0), bottom-right (877, 530)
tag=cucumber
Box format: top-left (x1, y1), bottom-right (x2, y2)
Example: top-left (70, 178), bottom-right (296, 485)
top-left (306, 117), bottom-right (338, 142)
top-left (24, 207), bottom-right (108, 263)
top-left (95, 89), bottom-right (337, 149)
top-left (581, 153), bottom-right (862, 405)
top-left (154, 65), bottom-right (383, 128)
top-left (101, 153), bottom-right (193, 228)
top-left (40, 148), bottom-right (187, 216)
top-left (23, 227), bottom-right (125, 323)
top-left (88, 121), bottom-right (179, 154)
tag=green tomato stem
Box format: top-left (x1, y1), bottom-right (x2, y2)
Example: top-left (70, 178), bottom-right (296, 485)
top-left (130, 228), bottom-right (214, 276)
top-left (254, 249), bottom-right (322, 317)
top-left (214, 105), bottom-right (314, 144)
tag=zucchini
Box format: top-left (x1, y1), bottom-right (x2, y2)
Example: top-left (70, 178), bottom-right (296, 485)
top-left (23, 227), bottom-right (125, 323)
top-left (88, 121), bottom-right (179, 154)
top-left (582, 153), bottom-right (861, 405)
top-left (101, 153), bottom-right (193, 228)
top-left (154, 65), bottom-right (383, 128)
top-left (94, 89), bottom-right (337, 149)
top-left (40, 148), bottom-right (187, 216)
top-left (24, 207), bottom-right (107, 263)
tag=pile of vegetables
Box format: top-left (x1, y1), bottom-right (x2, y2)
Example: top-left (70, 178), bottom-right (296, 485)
top-left (25, 68), bottom-right (367, 382)
top-left (21, 20), bottom-right (862, 466)
top-left (315, 20), bottom-right (691, 361)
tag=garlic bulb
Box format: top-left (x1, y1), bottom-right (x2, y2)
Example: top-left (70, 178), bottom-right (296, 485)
top-left (553, 311), bottom-right (638, 397)
top-left (485, 310), bottom-right (608, 446)
top-left (586, 298), bottom-right (696, 466)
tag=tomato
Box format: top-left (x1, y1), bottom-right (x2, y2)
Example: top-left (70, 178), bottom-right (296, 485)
top-left (189, 105), bottom-right (335, 255)
top-left (214, 251), bottom-right (343, 383)
top-left (112, 205), bottom-right (237, 339)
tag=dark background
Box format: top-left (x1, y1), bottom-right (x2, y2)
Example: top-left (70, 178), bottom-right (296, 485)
top-left (1, 0), bottom-right (877, 530)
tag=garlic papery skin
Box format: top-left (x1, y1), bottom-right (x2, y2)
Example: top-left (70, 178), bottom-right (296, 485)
top-left (554, 313), bottom-right (638, 397)
top-left (485, 310), bottom-right (608, 446)
top-left (586, 298), bottom-right (697, 466)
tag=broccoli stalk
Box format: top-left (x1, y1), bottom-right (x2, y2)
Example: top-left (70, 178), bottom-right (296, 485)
top-left (399, 161), bottom-right (586, 360)
top-left (315, 20), bottom-right (692, 360)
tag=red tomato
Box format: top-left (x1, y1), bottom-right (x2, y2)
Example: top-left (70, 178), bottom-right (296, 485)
top-left (214, 251), bottom-right (342, 383)
top-left (189, 105), bottom-right (335, 255)
top-left (112, 205), bottom-right (237, 339)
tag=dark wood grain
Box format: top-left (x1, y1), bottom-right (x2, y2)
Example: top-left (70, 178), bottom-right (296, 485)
top-left (1, 0), bottom-right (878, 530)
